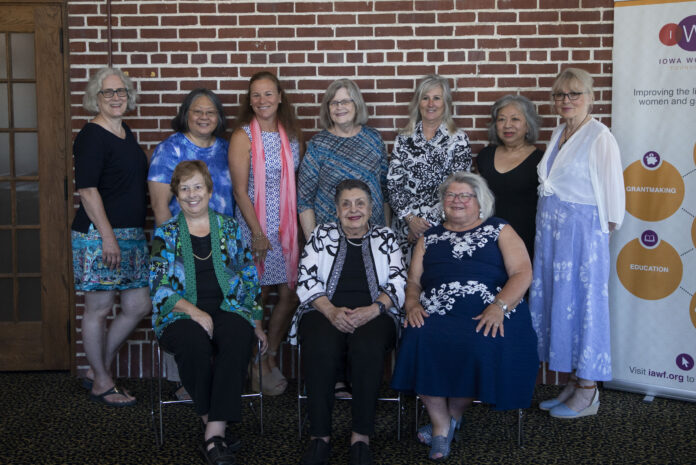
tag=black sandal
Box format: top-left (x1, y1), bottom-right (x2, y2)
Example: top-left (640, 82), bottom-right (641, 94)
top-left (201, 436), bottom-right (235, 465)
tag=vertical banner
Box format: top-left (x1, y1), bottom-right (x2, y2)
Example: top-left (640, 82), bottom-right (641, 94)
top-left (609, 0), bottom-right (696, 401)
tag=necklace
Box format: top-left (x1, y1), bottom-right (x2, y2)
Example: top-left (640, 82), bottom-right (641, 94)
top-left (559, 114), bottom-right (590, 148)
top-left (345, 237), bottom-right (363, 247)
top-left (193, 249), bottom-right (212, 260)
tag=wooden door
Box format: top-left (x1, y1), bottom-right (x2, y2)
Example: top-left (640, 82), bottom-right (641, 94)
top-left (0, 4), bottom-right (70, 370)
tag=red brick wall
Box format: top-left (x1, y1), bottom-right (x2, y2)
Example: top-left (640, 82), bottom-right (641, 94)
top-left (67, 0), bottom-right (615, 381)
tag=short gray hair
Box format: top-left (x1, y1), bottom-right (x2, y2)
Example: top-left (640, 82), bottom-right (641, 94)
top-left (319, 79), bottom-right (369, 129)
top-left (487, 94), bottom-right (540, 145)
top-left (401, 74), bottom-right (456, 136)
top-left (438, 172), bottom-right (495, 222)
top-left (82, 67), bottom-right (137, 114)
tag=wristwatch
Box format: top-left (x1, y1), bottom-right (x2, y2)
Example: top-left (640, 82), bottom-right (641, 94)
top-left (375, 301), bottom-right (387, 314)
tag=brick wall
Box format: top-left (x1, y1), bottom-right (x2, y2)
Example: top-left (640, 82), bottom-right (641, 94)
top-left (67, 0), bottom-right (615, 381)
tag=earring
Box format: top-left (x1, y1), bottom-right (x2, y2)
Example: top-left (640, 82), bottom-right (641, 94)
top-left (441, 210), bottom-right (446, 221)
top-left (479, 210), bottom-right (484, 219)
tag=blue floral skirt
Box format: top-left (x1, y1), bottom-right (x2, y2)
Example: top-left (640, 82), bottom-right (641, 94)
top-left (71, 225), bottom-right (149, 291)
top-left (529, 195), bottom-right (612, 381)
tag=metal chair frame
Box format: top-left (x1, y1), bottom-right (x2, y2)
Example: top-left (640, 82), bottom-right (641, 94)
top-left (415, 396), bottom-right (525, 447)
top-left (296, 343), bottom-right (404, 441)
top-left (150, 339), bottom-right (264, 446)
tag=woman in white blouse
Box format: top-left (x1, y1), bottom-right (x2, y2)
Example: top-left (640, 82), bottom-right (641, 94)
top-left (530, 68), bottom-right (625, 419)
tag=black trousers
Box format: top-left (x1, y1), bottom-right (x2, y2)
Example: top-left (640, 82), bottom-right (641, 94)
top-left (299, 311), bottom-right (396, 436)
top-left (159, 311), bottom-right (254, 422)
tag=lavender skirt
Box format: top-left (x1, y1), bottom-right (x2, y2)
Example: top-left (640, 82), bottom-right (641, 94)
top-left (529, 195), bottom-right (613, 381)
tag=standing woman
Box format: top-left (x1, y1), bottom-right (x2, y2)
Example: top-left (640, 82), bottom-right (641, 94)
top-left (297, 78), bottom-right (390, 239)
top-left (71, 67), bottom-right (151, 406)
top-left (387, 74), bottom-right (472, 264)
top-left (477, 95), bottom-right (543, 259)
top-left (531, 68), bottom-right (625, 419)
top-left (229, 71), bottom-right (302, 396)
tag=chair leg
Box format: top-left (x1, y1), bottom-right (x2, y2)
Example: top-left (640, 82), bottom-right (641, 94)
top-left (257, 340), bottom-right (263, 435)
top-left (517, 408), bottom-right (523, 447)
top-left (156, 342), bottom-right (164, 447)
top-left (297, 343), bottom-right (303, 439)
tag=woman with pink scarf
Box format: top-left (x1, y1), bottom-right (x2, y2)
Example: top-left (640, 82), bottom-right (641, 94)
top-left (229, 71), bottom-right (303, 396)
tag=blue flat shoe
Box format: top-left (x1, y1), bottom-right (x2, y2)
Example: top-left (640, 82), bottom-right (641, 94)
top-left (550, 386), bottom-right (599, 419)
top-left (428, 417), bottom-right (457, 461)
top-left (418, 417), bottom-right (462, 446)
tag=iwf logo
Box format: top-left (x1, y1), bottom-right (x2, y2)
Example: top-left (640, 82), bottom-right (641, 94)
top-left (659, 15), bottom-right (696, 51)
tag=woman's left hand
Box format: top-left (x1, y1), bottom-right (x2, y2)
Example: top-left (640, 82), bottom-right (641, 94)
top-left (346, 305), bottom-right (379, 329)
top-left (254, 326), bottom-right (268, 354)
top-left (473, 304), bottom-right (505, 338)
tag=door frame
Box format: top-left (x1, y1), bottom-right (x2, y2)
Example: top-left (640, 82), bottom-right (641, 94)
top-left (0, 0), bottom-right (74, 371)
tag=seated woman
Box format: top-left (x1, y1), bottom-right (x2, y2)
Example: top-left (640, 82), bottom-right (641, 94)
top-left (288, 179), bottom-right (406, 465)
top-left (391, 172), bottom-right (539, 461)
top-left (150, 161), bottom-right (267, 465)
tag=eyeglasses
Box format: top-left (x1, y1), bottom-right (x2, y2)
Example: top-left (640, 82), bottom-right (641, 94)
top-left (190, 110), bottom-right (218, 118)
top-left (444, 192), bottom-right (477, 202)
top-left (98, 88), bottom-right (129, 98)
top-left (329, 99), bottom-right (354, 108)
top-left (552, 92), bottom-right (584, 102)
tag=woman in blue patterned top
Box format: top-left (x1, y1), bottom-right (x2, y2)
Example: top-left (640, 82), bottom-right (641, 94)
top-left (387, 75), bottom-right (473, 265)
top-left (297, 78), bottom-right (391, 239)
top-left (150, 161), bottom-right (266, 465)
top-left (148, 88), bottom-right (234, 227)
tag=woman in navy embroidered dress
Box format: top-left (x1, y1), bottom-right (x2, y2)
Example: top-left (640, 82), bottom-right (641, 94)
top-left (391, 172), bottom-right (538, 461)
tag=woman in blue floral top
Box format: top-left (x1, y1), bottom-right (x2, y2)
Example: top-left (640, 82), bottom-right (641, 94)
top-left (150, 161), bottom-right (266, 465)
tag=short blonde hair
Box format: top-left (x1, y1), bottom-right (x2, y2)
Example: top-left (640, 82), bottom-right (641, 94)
top-left (82, 67), bottom-right (137, 114)
top-left (551, 68), bottom-right (594, 108)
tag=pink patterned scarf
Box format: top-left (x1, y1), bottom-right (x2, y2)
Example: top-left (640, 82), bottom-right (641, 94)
top-left (249, 117), bottom-right (298, 288)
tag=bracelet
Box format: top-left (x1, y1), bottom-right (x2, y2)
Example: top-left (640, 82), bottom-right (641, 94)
top-left (493, 298), bottom-right (516, 319)
top-left (405, 214), bottom-right (416, 224)
top-left (251, 231), bottom-right (265, 242)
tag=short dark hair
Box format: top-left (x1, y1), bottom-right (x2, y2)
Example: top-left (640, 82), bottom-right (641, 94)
top-left (334, 179), bottom-right (372, 205)
top-left (170, 160), bottom-right (213, 196)
top-left (171, 88), bottom-right (227, 138)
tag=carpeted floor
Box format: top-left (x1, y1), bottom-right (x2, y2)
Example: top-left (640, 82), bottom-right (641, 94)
top-left (1, 371), bottom-right (695, 464)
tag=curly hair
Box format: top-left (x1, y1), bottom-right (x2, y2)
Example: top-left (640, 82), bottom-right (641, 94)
top-left (82, 67), bottom-right (137, 114)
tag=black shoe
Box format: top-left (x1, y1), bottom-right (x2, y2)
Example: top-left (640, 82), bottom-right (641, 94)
top-left (349, 441), bottom-right (374, 465)
top-left (300, 438), bottom-right (330, 465)
top-left (201, 436), bottom-right (236, 465)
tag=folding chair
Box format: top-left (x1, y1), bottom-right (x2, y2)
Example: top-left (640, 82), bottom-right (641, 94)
top-left (297, 343), bottom-right (404, 441)
top-left (150, 339), bottom-right (264, 446)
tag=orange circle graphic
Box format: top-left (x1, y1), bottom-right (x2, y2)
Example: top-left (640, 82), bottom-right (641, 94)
top-left (624, 160), bottom-right (684, 222)
top-left (691, 294), bottom-right (696, 330)
top-left (616, 239), bottom-right (683, 300)
top-left (693, 217), bottom-right (696, 249)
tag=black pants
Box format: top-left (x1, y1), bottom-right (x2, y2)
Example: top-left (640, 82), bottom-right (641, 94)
top-left (159, 311), bottom-right (254, 422)
top-left (299, 311), bottom-right (396, 436)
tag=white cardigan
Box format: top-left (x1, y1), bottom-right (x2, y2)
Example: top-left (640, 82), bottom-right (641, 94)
top-left (537, 118), bottom-right (626, 233)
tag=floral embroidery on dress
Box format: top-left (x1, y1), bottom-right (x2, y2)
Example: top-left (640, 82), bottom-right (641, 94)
top-left (421, 280), bottom-right (501, 316)
top-left (424, 223), bottom-right (503, 258)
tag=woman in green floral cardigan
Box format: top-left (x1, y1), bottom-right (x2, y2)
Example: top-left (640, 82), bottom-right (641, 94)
top-left (150, 160), bottom-right (266, 465)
